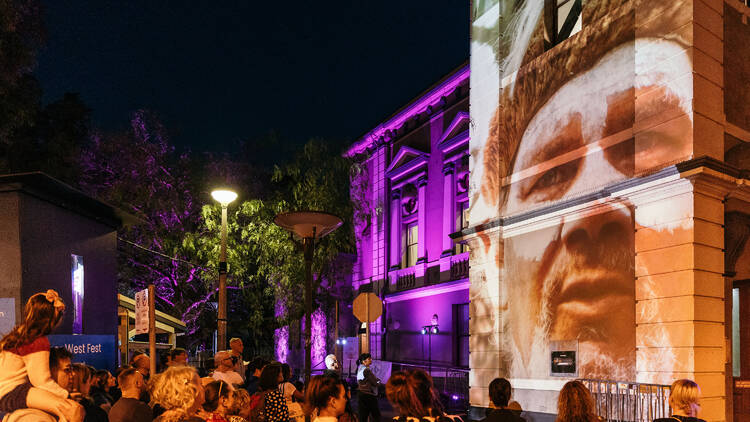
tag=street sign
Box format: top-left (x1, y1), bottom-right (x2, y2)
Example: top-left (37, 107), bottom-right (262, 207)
top-left (353, 292), bottom-right (382, 323)
top-left (135, 288), bottom-right (149, 335)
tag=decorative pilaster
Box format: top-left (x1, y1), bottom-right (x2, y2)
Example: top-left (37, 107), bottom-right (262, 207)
top-left (442, 163), bottom-right (456, 257)
top-left (389, 189), bottom-right (402, 270)
top-left (417, 176), bottom-right (428, 263)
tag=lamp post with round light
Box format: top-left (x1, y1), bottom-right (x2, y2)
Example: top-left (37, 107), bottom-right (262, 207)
top-left (211, 189), bottom-right (237, 351)
top-left (273, 211), bottom-right (342, 388)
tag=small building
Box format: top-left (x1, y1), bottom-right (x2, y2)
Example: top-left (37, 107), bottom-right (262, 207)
top-left (117, 294), bottom-right (187, 366)
top-left (0, 172), bottom-right (134, 366)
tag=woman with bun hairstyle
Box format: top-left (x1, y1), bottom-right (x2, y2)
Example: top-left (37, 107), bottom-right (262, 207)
top-left (356, 353), bottom-right (381, 422)
top-left (0, 290), bottom-right (84, 422)
top-left (304, 375), bottom-right (347, 422)
top-left (385, 369), bottom-right (458, 422)
top-left (654, 379), bottom-right (704, 422)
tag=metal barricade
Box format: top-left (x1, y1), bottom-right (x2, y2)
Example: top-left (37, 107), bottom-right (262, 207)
top-left (389, 361), bottom-right (470, 411)
top-left (580, 379), bottom-right (670, 422)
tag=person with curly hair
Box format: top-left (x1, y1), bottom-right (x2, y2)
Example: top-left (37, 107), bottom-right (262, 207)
top-left (654, 379), bottom-right (704, 422)
top-left (150, 365), bottom-right (207, 422)
top-left (385, 370), bottom-right (459, 422)
top-left (555, 381), bottom-right (600, 422)
top-left (0, 290), bottom-right (84, 422)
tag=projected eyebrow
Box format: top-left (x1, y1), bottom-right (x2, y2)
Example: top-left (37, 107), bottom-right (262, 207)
top-left (518, 113), bottom-right (584, 202)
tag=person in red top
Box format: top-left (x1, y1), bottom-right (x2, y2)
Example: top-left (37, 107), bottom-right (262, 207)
top-left (0, 290), bottom-right (84, 422)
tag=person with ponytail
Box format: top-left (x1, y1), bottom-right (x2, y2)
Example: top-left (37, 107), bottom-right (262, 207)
top-left (654, 379), bottom-right (704, 422)
top-left (0, 290), bottom-right (84, 422)
top-left (203, 380), bottom-right (235, 422)
top-left (385, 370), bottom-right (459, 422)
top-left (304, 375), bottom-right (347, 422)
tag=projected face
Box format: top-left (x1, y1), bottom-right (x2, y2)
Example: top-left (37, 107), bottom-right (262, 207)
top-left (501, 38), bottom-right (692, 379)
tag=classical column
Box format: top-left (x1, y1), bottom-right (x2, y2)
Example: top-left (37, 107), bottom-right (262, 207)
top-left (417, 176), bottom-right (428, 263)
top-left (442, 162), bottom-right (456, 256)
top-left (389, 189), bottom-right (402, 270)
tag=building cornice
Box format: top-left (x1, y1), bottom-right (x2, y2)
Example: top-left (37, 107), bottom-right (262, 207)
top-left (346, 64), bottom-right (470, 158)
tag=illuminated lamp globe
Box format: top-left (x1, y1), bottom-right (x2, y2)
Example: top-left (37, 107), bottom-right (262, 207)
top-left (211, 189), bottom-right (238, 206)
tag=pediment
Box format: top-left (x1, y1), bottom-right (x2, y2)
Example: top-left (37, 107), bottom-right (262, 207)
top-left (386, 146), bottom-right (429, 180)
top-left (439, 111), bottom-right (469, 146)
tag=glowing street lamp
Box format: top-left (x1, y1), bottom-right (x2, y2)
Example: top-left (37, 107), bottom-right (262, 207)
top-left (212, 189), bottom-right (237, 351)
top-left (274, 211), bottom-right (342, 389)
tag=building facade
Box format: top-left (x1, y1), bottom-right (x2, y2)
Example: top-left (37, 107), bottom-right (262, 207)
top-left (468, 1), bottom-right (750, 421)
top-left (347, 64), bottom-right (471, 369)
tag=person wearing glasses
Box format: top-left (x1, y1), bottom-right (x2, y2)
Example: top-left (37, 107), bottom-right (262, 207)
top-left (213, 351), bottom-right (244, 388)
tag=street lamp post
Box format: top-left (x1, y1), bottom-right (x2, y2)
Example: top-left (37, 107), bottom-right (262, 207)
top-left (211, 189), bottom-right (237, 352)
top-left (274, 211), bottom-right (342, 388)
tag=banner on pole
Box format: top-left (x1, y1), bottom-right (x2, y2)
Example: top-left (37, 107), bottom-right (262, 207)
top-left (135, 288), bottom-right (149, 335)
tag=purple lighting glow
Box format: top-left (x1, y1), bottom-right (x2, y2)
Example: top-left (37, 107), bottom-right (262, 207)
top-left (312, 308), bottom-right (326, 367)
top-left (274, 326), bottom-right (289, 363)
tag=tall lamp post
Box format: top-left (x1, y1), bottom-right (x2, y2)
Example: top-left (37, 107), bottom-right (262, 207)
top-left (212, 189), bottom-right (238, 351)
top-left (274, 211), bottom-right (342, 387)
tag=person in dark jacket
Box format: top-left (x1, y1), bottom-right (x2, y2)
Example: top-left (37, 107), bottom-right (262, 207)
top-left (356, 353), bottom-right (381, 422)
top-left (653, 379), bottom-right (705, 422)
top-left (480, 378), bottom-right (524, 422)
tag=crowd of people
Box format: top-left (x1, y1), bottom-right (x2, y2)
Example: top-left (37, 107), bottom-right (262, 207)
top-left (0, 291), bottom-right (708, 422)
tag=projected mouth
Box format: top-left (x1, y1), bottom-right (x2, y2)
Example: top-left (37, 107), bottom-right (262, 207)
top-left (554, 269), bottom-right (632, 320)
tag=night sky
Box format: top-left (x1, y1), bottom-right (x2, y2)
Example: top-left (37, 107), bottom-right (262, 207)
top-left (36, 1), bottom-right (469, 154)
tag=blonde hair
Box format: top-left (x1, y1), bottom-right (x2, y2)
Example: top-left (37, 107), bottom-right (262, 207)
top-left (150, 366), bottom-right (201, 421)
top-left (670, 379), bottom-right (700, 416)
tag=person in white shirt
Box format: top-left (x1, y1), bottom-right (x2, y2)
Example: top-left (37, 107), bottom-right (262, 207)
top-left (212, 351), bottom-right (243, 388)
top-left (304, 375), bottom-right (347, 422)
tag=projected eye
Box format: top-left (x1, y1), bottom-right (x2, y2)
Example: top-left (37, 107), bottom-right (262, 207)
top-left (523, 159), bottom-right (582, 202)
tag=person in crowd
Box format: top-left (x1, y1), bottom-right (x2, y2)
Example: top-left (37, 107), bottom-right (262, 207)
top-left (252, 362), bottom-right (289, 422)
top-left (227, 389), bottom-right (251, 422)
top-left (70, 363), bottom-right (108, 422)
top-left (110, 366), bottom-right (132, 403)
top-left (556, 381), bottom-right (599, 422)
top-left (170, 348), bottom-right (189, 368)
top-left (481, 378), bottom-right (524, 422)
top-left (279, 364), bottom-right (304, 422)
top-left (203, 381), bottom-right (235, 422)
top-left (50, 346), bottom-right (75, 392)
top-left (212, 351), bottom-right (243, 388)
top-left (131, 353), bottom-right (151, 380)
top-left (0, 290), bottom-right (84, 422)
top-left (304, 375), bottom-right (347, 422)
top-left (228, 340), bottom-right (246, 383)
top-left (356, 353), bottom-right (381, 422)
top-left (386, 369), bottom-right (458, 422)
top-left (109, 367), bottom-right (152, 422)
top-left (245, 357), bottom-right (268, 394)
top-left (654, 379), bottom-right (704, 422)
top-left (323, 355), bottom-right (339, 376)
top-left (89, 370), bottom-right (115, 413)
top-left (150, 366), bottom-right (207, 422)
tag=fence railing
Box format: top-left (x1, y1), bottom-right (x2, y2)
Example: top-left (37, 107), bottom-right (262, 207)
top-left (389, 361), bottom-right (469, 411)
top-left (580, 379), bottom-right (670, 422)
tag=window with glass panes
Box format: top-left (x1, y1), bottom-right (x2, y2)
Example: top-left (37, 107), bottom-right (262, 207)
top-left (455, 201), bottom-right (470, 254)
top-left (401, 222), bottom-right (418, 269)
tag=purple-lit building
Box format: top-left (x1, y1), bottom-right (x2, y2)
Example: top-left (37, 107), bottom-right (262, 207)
top-left (347, 64), bottom-right (470, 368)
